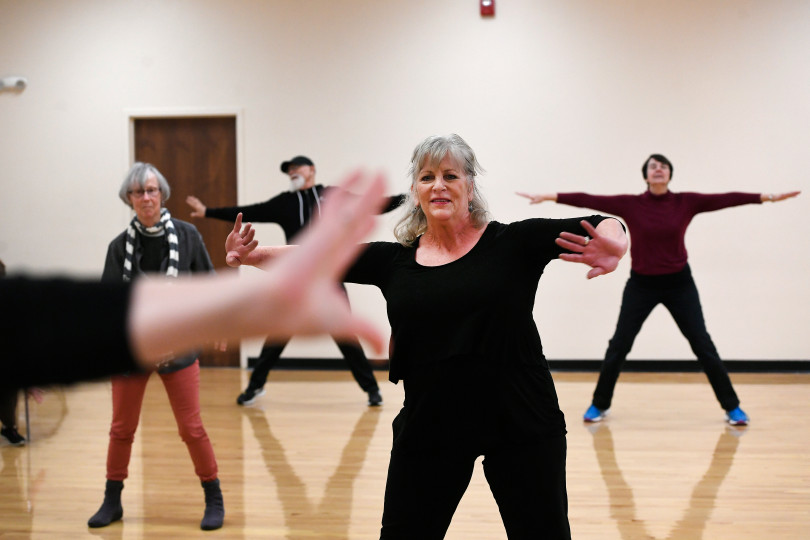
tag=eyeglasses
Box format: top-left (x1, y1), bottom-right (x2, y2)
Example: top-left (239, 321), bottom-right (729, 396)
top-left (128, 187), bottom-right (161, 198)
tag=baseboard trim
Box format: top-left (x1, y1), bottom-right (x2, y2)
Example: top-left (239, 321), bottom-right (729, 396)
top-left (247, 357), bottom-right (810, 373)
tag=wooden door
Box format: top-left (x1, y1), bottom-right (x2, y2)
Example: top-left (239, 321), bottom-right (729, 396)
top-left (134, 116), bottom-right (239, 367)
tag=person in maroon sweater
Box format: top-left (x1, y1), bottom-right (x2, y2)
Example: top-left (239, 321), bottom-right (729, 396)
top-left (518, 154), bottom-right (800, 426)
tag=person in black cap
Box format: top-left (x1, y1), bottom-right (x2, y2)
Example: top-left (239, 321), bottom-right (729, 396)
top-left (186, 155), bottom-right (405, 407)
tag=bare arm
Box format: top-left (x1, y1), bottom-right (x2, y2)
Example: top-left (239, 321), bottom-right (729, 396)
top-left (129, 170), bottom-right (388, 367)
top-left (516, 192), bottom-right (558, 204)
top-left (759, 191), bottom-right (801, 203)
top-left (555, 219), bottom-right (628, 279)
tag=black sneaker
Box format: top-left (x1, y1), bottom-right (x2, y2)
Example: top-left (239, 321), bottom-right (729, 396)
top-left (367, 389), bottom-right (383, 407)
top-left (236, 387), bottom-right (265, 406)
top-left (1, 426), bottom-right (26, 446)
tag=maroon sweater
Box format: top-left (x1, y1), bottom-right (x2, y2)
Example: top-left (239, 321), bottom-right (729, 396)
top-left (557, 191), bottom-right (761, 275)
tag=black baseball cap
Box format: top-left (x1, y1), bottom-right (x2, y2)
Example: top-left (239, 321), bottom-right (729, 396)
top-left (280, 155), bottom-right (314, 173)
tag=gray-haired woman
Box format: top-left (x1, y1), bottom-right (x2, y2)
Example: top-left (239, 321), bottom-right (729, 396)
top-left (89, 162), bottom-right (224, 531)
top-left (227, 134), bottom-right (629, 539)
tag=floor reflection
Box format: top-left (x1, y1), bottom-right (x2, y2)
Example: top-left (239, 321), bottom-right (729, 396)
top-left (0, 446), bottom-right (33, 535)
top-left (244, 406), bottom-right (382, 539)
top-left (588, 423), bottom-right (744, 539)
top-left (25, 387), bottom-right (69, 442)
top-left (0, 388), bottom-right (68, 537)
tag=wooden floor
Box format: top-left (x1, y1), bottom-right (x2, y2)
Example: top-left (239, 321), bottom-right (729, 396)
top-left (1, 369), bottom-right (809, 539)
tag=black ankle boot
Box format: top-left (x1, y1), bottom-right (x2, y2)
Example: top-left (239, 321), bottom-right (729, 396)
top-left (200, 478), bottom-right (224, 530)
top-left (87, 479), bottom-right (124, 528)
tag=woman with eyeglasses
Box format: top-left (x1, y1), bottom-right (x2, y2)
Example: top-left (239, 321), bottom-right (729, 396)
top-left (88, 162), bottom-right (225, 531)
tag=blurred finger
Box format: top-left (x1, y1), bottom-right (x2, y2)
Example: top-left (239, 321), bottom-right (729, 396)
top-left (579, 220), bottom-right (598, 237)
top-left (292, 171), bottom-right (387, 280)
top-left (558, 253), bottom-right (583, 263)
top-left (556, 237), bottom-right (585, 253)
top-left (333, 318), bottom-right (385, 356)
top-left (241, 225), bottom-right (255, 244)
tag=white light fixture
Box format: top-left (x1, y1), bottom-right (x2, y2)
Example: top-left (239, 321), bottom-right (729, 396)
top-left (0, 76), bottom-right (28, 91)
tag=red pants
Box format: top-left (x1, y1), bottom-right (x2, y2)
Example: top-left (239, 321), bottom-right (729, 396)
top-left (105, 360), bottom-right (218, 482)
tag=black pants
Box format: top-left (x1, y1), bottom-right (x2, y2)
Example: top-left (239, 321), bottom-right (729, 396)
top-left (592, 269), bottom-right (740, 412)
top-left (0, 388), bottom-right (18, 428)
top-left (380, 436), bottom-right (570, 540)
top-left (247, 335), bottom-right (379, 393)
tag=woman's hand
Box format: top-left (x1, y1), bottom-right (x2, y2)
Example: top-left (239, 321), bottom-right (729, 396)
top-left (762, 191), bottom-right (801, 203)
top-left (186, 195), bottom-right (207, 218)
top-left (516, 192), bottom-right (557, 205)
top-left (225, 213), bottom-right (261, 267)
top-left (225, 214), bottom-right (293, 268)
top-left (26, 387), bottom-right (45, 404)
top-left (556, 219), bottom-right (628, 279)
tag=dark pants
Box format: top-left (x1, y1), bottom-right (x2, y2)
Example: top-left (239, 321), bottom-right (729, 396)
top-left (0, 388), bottom-right (18, 428)
top-left (380, 436), bottom-right (570, 540)
top-left (248, 335), bottom-right (379, 393)
top-left (592, 270), bottom-right (740, 412)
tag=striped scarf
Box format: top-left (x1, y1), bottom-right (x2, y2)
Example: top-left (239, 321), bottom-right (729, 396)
top-left (123, 208), bottom-right (179, 281)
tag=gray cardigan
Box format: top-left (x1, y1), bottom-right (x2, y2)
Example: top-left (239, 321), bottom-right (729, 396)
top-left (102, 217), bottom-right (214, 372)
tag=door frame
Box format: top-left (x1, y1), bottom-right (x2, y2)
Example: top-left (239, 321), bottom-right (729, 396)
top-left (123, 107), bottom-right (251, 368)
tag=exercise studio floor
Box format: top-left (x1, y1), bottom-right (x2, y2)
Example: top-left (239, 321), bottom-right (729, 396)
top-left (1, 370), bottom-right (808, 539)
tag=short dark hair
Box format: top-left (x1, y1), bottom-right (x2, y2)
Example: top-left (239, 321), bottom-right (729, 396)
top-left (280, 156), bottom-right (314, 174)
top-left (642, 154), bottom-right (673, 180)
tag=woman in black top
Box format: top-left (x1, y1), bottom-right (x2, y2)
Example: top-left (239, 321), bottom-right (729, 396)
top-left (226, 134), bottom-right (628, 539)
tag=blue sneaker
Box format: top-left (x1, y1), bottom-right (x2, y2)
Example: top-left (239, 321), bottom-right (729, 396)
top-left (583, 404), bottom-right (607, 422)
top-left (726, 407), bottom-right (749, 426)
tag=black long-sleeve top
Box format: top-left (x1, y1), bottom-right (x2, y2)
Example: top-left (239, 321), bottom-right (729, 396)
top-left (1, 277), bottom-right (137, 391)
top-left (344, 216), bottom-right (609, 449)
top-left (205, 185), bottom-right (406, 244)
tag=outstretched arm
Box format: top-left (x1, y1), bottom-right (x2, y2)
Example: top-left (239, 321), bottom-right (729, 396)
top-left (129, 169), bottom-right (388, 367)
top-left (516, 192), bottom-right (558, 205)
top-left (224, 214), bottom-right (297, 268)
top-left (555, 219), bottom-right (628, 279)
top-left (760, 191), bottom-right (801, 203)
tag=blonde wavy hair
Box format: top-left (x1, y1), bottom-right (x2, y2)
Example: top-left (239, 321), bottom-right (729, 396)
top-left (393, 134), bottom-right (489, 246)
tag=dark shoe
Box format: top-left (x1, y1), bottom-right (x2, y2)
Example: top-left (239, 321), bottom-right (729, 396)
top-left (88, 480), bottom-right (124, 528)
top-left (1, 426), bottom-right (25, 446)
top-left (236, 386), bottom-right (265, 406)
top-left (200, 478), bottom-right (224, 530)
top-left (367, 389), bottom-right (383, 407)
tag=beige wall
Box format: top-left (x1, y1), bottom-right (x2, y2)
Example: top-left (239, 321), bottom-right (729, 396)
top-left (1, 0), bottom-right (807, 362)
